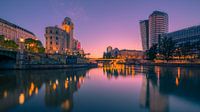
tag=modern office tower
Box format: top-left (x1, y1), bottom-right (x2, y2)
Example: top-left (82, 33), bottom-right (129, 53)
top-left (140, 20), bottom-right (149, 51)
top-left (62, 17), bottom-right (74, 49)
top-left (0, 18), bottom-right (37, 43)
top-left (149, 11), bottom-right (168, 48)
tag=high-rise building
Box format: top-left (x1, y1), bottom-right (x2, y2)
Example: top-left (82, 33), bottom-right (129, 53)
top-left (149, 11), bottom-right (168, 47)
top-left (140, 20), bottom-right (149, 51)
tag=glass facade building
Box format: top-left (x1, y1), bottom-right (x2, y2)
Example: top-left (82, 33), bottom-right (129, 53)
top-left (140, 20), bottom-right (149, 51)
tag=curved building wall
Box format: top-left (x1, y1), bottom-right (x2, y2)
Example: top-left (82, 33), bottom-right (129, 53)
top-left (0, 18), bottom-right (37, 43)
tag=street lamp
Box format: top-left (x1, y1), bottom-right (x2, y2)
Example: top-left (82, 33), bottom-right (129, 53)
top-left (18, 37), bottom-right (25, 65)
top-left (19, 38), bottom-right (25, 43)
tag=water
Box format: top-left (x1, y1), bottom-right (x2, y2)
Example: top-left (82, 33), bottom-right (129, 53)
top-left (0, 65), bottom-right (200, 112)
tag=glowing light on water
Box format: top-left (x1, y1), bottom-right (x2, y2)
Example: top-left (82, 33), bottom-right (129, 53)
top-left (19, 93), bottom-right (25, 105)
top-left (3, 90), bottom-right (8, 98)
top-left (56, 80), bottom-right (59, 85)
top-left (35, 87), bottom-right (38, 95)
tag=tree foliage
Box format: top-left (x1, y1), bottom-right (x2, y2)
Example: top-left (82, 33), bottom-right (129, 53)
top-left (0, 35), bottom-right (18, 49)
top-left (158, 37), bottom-right (176, 61)
top-left (24, 38), bottom-right (45, 53)
top-left (146, 44), bottom-right (158, 60)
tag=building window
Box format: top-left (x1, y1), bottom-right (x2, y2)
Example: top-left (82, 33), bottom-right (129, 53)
top-left (56, 37), bottom-right (58, 40)
top-left (56, 42), bottom-right (58, 45)
top-left (50, 30), bottom-right (52, 34)
top-left (50, 41), bottom-right (52, 45)
top-left (56, 31), bottom-right (58, 34)
top-left (50, 36), bottom-right (52, 39)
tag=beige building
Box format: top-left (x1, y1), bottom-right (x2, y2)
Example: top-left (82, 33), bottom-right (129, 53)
top-left (45, 17), bottom-right (81, 54)
top-left (118, 49), bottom-right (144, 59)
top-left (0, 18), bottom-right (37, 43)
top-left (45, 26), bottom-right (69, 54)
top-left (62, 17), bottom-right (74, 49)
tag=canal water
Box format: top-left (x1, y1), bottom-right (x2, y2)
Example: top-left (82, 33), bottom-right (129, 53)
top-left (0, 65), bottom-right (200, 112)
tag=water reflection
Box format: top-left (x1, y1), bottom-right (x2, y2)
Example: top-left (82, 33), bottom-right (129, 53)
top-left (0, 65), bottom-right (200, 112)
top-left (140, 66), bottom-right (200, 112)
top-left (0, 68), bottom-right (88, 112)
top-left (103, 64), bottom-right (200, 112)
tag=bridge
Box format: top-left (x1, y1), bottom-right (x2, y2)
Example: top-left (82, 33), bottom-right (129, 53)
top-left (0, 47), bottom-right (17, 59)
top-left (89, 58), bottom-right (126, 64)
top-left (0, 47), bottom-right (19, 69)
top-left (89, 58), bottom-right (143, 65)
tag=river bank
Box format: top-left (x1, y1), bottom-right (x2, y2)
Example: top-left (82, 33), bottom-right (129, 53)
top-left (1, 63), bottom-right (98, 70)
top-left (132, 62), bottom-right (200, 67)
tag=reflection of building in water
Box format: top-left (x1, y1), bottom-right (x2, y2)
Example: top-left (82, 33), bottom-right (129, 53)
top-left (0, 68), bottom-right (88, 112)
top-left (0, 71), bottom-right (43, 112)
top-left (103, 64), bottom-right (146, 79)
top-left (140, 66), bottom-right (200, 112)
top-left (45, 69), bottom-right (87, 112)
top-left (140, 76), bottom-right (169, 112)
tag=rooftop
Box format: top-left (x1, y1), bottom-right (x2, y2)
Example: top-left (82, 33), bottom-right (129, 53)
top-left (0, 18), bottom-right (35, 36)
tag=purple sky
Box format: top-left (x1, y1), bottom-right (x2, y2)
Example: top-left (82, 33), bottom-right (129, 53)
top-left (1, 0), bottom-right (200, 57)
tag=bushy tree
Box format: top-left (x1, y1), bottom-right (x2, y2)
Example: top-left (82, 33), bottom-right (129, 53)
top-left (159, 37), bottom-right (176, 61)
top-left (0, 35), bottom-right (18, 49)
top-left (146, 44), bottom-right (158, 60)
top-left (0, 35), bottom-right (5, 46)
top-left (25, 38), bottom-right (45, 53)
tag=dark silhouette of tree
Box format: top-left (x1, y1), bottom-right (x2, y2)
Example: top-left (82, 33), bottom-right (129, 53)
top-left (146, 44), bottom-right (158, 60)
top-left (181, 42), bottom-right (192, 59)
top-left (195, 40), bottom-right (200, 58)
top-left (159, 37), bottom-right (176, 61)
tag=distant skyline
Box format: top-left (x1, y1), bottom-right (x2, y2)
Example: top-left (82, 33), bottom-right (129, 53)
top-left (1, 0), bottom-right (200, 57)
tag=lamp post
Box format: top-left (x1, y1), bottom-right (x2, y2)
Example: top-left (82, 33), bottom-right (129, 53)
top-left (18, 37), bottom-right (25, 66)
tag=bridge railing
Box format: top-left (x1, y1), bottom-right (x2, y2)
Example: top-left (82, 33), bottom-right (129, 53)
top-left (0, 47), bottom-right (18, 52)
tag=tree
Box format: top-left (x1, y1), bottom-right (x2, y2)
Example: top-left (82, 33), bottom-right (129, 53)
top-left (195, 40), bottom-right (200, 58)
top-left (146, 44), bottom-right (158, 60)
top-left (0, 35), bottom-right (18, 49)
top-left (25, 38), bottom-right (45, 53)
top-left (159, 37), bottom-right (176, 61)
top-left (3, 39), bottom-right (19, 49)
top-left (181, 42), bottom-right (192, 59)
top-left (0, 35), bottom-right (5, 47)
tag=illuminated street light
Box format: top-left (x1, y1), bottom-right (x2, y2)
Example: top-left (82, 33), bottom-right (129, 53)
top-left (19, 37), bottom-right (25, 43)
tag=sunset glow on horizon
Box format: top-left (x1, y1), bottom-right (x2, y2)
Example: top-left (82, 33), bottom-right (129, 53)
top-left (1, 0), bottom-right (200, 58)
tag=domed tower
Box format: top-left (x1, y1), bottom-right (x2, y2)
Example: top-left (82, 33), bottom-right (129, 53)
top-left (62, 17), bottom-right (74, 33)
top-left (62, 17), bottom-right (74, 49)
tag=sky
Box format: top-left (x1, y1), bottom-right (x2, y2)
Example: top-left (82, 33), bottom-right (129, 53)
top-left (0, 0), bottom-right (200, 58)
